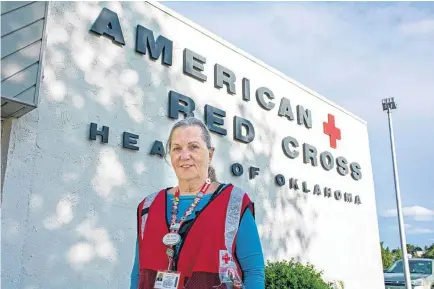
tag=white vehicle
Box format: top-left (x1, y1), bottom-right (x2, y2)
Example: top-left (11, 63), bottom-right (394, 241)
top-left (384, 258), bottom-right (434, 289)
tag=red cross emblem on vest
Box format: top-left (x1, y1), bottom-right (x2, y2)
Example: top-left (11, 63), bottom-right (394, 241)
top-left (323, 114), bottom-right (341, 149)
top-left (222, 252), bottom-right (231, 264)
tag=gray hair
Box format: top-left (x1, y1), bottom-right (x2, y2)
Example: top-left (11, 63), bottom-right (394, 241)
top-left (165, 117), bottom-right (217, 182)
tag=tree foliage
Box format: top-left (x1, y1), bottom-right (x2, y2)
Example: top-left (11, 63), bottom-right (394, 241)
top-left (265, 259), bottom-right (338, 289)
top-left (380, 242), bottom-right (394, 269)
top-left (381, 241), bottom-right (434, 271)
top-left (391, 248), bottom-right (402, 260)
top-left (406, 244), bottom-right (422, 256)
top-left (423, 243), bottom-right (434, 259)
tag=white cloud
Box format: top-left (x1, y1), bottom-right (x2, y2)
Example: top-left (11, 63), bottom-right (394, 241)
top-left (388, 223), bottom-right (434, 235)
top-left (408, 228), bottom-right (434, 235)
top-left (388, 223), bottom-right (412, 231)
top-left (164, 1), bottom-right (434, 247)
top-left (401, 19), bottom-right (434, 36)
top-left (381, 206), bottom-right (434, 221)
top-left (164, 2), bottom-right (434, 122)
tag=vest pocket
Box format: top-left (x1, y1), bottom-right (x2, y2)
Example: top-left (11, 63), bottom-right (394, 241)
top-left (138, 269), bottom-right (157, 289)
top-left (183, 272), bottom-right (228, 289)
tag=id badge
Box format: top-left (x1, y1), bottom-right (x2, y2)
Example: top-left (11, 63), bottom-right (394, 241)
top-left (218, 250), bottom-right (242, 288)
top-left (219, 266), bottom-right (242, 287)
top-left (154, 271), bottom-right (181, 289)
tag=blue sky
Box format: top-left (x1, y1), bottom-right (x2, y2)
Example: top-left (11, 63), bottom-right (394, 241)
top-left (163, 1), bottom-right (434, 249)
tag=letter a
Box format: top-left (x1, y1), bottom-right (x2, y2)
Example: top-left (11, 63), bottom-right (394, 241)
top-left (90, 8), bottom-right (125, 45)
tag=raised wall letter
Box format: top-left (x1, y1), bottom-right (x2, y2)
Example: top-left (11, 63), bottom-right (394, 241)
top-left (289, 178), bottom-right (300, 190)
top-left (233, 116), bottom-right (255, 143)
top-left (214, 64), bottom-right (236, 94)
top-left (205, 105), bottom-right (227, 135)
top-left (350, 162), bottom-right (362, 181)
top-left (320, 151), bottom-right (334, 171)
top-left (275, 174), bottom-right (285, 186)
top-left (183, 48), bottom-right (207, 82)
top-left (297, 105), bottom-right (312, 129)
top-left (249, 167), bottom-right (260, 180)
top-left (136, 25), bottom-right (172, 66)
top-left (168, 91), bottom-right (195, 119)
top-left (278, 97), bottom-right (295, 121)
top-left (336, 157), bottom-right (349, 176)
top-left (150, 141), bottom-right (165, 157)
top-left (231, 163), bottom-right (244, 176)
top-left (344, 193), bottom-right (353, 203)
top-left (123, 132), bottom-right (139, 151)
top-left (334, 190), bottom-right (342, 200)
top-left (256, 87), bottom-right (275, 110)
top-left (90, 8), bottom-right (125, 45)
top-left (282, 136), bottom-right (299, 159)
top-left (303, 143), bottom-right (318, 166)
top-left (242, 78), bottom-right (250, 101)
top-left (313, 184), bottom-right (322, 196)
top-left (89, 123), bottom-right (109, 143)
top-left (324, 187), bottom-right (332, 198)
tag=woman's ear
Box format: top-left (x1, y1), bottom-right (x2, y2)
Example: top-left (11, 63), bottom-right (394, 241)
top-left (209, 147), bottom-right (215, 161)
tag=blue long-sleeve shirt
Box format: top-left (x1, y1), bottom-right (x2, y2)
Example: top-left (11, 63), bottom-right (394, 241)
top-left (130, 184), bottom-right (265, 288)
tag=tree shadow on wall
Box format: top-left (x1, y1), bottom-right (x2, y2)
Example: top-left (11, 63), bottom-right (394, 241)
top-left (231, 100), bottom-right (317, 264)
top-left (2, 2), bottom-right (180, 289)
top-left (1, 2), bottom-right (317, 289)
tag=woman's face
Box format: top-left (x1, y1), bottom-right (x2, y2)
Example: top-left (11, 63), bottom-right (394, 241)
top-left (169, 125), bottom-right (213, 183)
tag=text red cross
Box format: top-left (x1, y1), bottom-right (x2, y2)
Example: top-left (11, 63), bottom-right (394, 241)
top-left (222, 253), bottom-right (231, 264)
top-left (323, 114), bottom-right (341, 149)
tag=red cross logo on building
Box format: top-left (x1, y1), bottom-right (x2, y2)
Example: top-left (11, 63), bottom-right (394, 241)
top-left (323, 114), bottom-right (341, 149)
top-left (222, 253), bottom-right (231, 264)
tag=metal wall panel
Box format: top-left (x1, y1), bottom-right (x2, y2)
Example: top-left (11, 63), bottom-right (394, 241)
top-left (1, 2), bottom-right (46, 37)
top-left (1, 64), bottom-right (39, 98)
top-left (1, 1), bottom-right (33, 15)
top-left (1, 1), bottom-right (48, 118)
top-left (1, 40), bottom-right (41, 80)
top-left (1, 20), bottom-right (44, 58)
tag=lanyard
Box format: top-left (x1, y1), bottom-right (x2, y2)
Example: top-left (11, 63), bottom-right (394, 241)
top-left (169, 181), bottom-right (210, 232)
top-left (165, 179), bottom-right (211, 271)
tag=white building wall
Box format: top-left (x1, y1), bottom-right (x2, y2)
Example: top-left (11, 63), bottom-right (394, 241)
top-left (1, 2), bottom-right (384, 289)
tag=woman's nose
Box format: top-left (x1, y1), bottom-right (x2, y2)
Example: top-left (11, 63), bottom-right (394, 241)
top-left (180, 149), bottom-right (191, 160)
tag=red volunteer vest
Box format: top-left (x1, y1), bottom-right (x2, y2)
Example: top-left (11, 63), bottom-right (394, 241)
top-left (136, 184), bottom-right (254, 289)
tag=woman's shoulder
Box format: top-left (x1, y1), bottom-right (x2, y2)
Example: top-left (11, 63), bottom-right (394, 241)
top-left (137, 188), bottom-right (168, 204)
top-left (165, 186), bottom-right (176, 195)
top-left (226, 183), bottom-right (251, 195)
top-left (215, 183), bottom-right (252, 201)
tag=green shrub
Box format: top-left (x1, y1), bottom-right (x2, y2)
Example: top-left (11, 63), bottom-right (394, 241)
top-left (265, 259), bottom-right (339, 289)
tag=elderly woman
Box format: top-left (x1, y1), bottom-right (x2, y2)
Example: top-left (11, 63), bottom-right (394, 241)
top-left (130, 117), bottom-right (265, 289)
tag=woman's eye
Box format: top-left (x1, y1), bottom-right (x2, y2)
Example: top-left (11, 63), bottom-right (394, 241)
top-left (173, 147), bottom-right (180, 151)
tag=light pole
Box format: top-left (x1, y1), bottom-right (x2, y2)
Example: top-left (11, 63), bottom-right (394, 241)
top-left (382, 97), bottom-right (411, 289)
